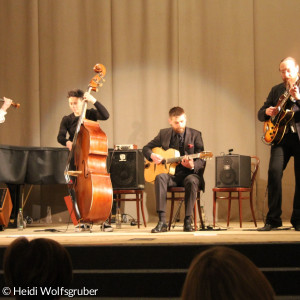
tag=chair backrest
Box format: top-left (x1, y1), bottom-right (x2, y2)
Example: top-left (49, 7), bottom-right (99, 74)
top-left (250, 156), bottom-right (260, 189)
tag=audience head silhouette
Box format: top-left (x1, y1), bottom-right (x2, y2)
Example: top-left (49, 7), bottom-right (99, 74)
top-left (181, 246), bottom-right (275, 300)
top-left (3, 237), bottom-right (73, 299)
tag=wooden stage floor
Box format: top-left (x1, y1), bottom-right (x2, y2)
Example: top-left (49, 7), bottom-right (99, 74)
top-left (1, 221), bottom-right (299, 247)
top-left (1, 221), bottom-right (300, 300)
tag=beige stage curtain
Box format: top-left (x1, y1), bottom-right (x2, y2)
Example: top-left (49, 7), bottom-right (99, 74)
top-left (0, 0), bottom-right (298, 223)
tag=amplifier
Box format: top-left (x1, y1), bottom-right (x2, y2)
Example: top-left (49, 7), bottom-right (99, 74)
top-left (107, 149), bottom-right (144, 189)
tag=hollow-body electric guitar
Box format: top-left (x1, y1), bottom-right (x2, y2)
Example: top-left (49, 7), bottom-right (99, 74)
top-left (144, 147), bottom-right (213, 183)
top-left (262, 79), bottom-right (299, 145)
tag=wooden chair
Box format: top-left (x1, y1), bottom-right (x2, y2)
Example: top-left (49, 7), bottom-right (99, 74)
top-left (110, 189), bottom-right (147, 228)
top-left (167, 187), bottom-right (204, 230)
top-left (212, 156), bottom-right (260, 228)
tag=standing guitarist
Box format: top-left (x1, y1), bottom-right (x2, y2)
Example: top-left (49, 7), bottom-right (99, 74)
top-left (143, 107), bottom-right (206, 233)
top-left (258, 57), bottom-right (300, 231)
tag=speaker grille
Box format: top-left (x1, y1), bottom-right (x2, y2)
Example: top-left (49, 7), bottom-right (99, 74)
top-left (108, 150), bottom-right (145, 189)
top-left (215, 155), bottom-right (251, 187)
top-left (220, 168), bottom-right (236, 185)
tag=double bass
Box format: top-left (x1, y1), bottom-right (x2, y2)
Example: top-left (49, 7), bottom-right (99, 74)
top-left (64, 64), bottom-right (113, 224)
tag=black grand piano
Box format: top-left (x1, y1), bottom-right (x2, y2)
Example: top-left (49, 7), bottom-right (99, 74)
top-left (0, 144), bottom-right (69, 224)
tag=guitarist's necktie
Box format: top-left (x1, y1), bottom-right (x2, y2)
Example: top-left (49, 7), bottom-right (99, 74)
top-left (173, 134), bottom-right (179, 150)
top-left (177, 134), bottom-right (185, 156)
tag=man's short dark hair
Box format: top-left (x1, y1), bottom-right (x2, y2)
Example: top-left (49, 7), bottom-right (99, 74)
top-left (169, 106), bottom-right (185, 117)
top-left (67, 89), bottom-right (84, 98)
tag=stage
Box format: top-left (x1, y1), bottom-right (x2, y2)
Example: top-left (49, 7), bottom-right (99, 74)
top-left (0, 221), bottom-right (299, 246)
top-left (0, 221), bottom-right (300, 299)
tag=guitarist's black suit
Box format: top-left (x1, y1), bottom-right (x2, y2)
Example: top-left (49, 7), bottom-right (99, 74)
top-left (143, 127), bottom-right (206, 223)
top-left (258, 82), bottom-right (300, 229)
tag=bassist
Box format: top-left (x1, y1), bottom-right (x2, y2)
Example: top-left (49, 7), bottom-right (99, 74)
top-left (258, 57), bottom-right (300, 231)
top-left (143, 107), bottom-right (206, 232)
top-left (57, 89), bottom-right (109, 150)
top-left (57, 88), bottom-right (112, 231)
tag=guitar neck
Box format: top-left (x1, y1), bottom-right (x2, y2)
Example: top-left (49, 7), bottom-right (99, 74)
top-left (166, 153), bottom-right (200, 164)
top-left (277, 78), bottom-right (300, 111)
top-left (277, 91), bottom-right (290, 110)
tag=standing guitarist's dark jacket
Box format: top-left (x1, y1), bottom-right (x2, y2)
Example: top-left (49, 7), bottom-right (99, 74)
top-left (258, 82), bottom-right (300, 141)
top-left (142, 127), bottom-right (206, 190)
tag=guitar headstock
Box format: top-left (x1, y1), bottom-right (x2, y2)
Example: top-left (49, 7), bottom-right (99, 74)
top-left (200, 151), bottom-right (213, 161)
top-left (88, 64), bottom-right (106, 92)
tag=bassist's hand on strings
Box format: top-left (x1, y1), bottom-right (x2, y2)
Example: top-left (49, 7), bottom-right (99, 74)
top-left (181, 155), bottom-right (194, 170)
top-left (266, 107), bottom-right (278, 117)
top-left (83, 92), bottom-right (97, 104)
top-left (150, 152), bottom-right (163, 164)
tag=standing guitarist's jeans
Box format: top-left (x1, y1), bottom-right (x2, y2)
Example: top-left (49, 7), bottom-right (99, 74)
top-left (155, 173), bottom-right (201, 217)
top-left (267, 132), bottom-right (300, 227)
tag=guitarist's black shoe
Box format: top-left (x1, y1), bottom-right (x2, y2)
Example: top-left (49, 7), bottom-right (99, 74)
top-left (257, 223), bottom-right (280, 231)
top-left (184, 217), bottom-right (194, 232)
top-left (151, 221), bottom-right (168, 233)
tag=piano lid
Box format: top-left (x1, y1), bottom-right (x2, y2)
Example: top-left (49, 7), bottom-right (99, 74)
top-left (0, 145), bottom-right (69, 185)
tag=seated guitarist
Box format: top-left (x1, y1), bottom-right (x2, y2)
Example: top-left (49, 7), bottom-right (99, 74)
top-left (142, 106), bottom-right (206, 232)
top-left (258, 57), bottom-right (300, 232)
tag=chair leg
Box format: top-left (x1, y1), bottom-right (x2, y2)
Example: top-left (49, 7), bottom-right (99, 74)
top-left (197, 193), bottom-right (204, 229)
top-left (213, 191), bottom-right (216, 227)
top-left (168, 199), bottom-right (175, 230)
top-left (194, 203), bottom-right (197, 230)
top-left (135, 194), bottom-right (140, 229)
top-left (249, 191), bottom-right (257, 227)
top-left (113, 198), bottom-right (121, 227)
top-left (140, 191), bottom-right (147, 227)
top-left (238, 191), bottom-right (242, 228)
top-left (227, 192), bottom-right (231, 227)
top-left (108, 194), bottom-right (114, 224)
top-left (116, 194), bottom-right (121, 211)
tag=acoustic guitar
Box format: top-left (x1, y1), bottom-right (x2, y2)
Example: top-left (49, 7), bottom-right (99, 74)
top-left (144, 147), bottom-right (213, 183)
top-left (262, 79), bottom-right (299, 145)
